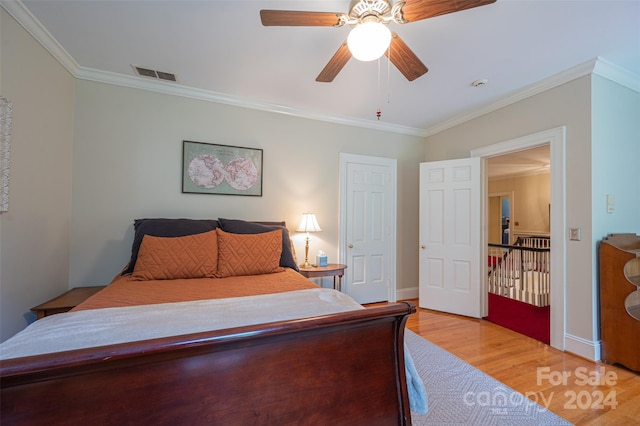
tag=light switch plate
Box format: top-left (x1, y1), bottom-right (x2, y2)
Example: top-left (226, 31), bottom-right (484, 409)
top-left (570, 228), bottom-right (581, 241)
top-left (606, 194), bottom-right (615, 213)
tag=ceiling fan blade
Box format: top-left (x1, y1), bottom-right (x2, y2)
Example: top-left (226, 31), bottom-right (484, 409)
top-left (401, 0), bottom-right (496, 23)
top-left (316, 42), bottom-right (352, 82)
top-left (260, 10), bottom-right (342, 26)
top-left (385, 34), bottom-right (428, 81)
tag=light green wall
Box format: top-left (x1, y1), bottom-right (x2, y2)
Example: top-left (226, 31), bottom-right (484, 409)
top-left (591, 74), bottom-right (640, 339)
top-left (0, 10), bottom-right (75, 341)
top-left (591, 75), bottom-right (640, 238)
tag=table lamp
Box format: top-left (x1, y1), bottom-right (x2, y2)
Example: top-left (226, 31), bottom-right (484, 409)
top-left (296, 213), bottom-right (322, 267)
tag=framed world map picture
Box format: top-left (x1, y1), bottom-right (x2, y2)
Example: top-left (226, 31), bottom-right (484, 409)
top-left (182, 141), bottom-right (263, 196)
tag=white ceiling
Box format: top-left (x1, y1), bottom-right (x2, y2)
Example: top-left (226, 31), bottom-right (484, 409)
top-left (5, 0), bottom-right (640, 137)
top-left (487, 145), bottom-right (550, 179)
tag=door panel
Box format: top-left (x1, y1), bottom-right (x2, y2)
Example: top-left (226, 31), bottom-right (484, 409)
top-left (341, 155), bottom-right (396, 304)
top-left (419, 158), bottom-right (481, 318)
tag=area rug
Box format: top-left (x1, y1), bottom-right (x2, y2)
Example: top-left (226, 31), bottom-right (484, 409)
top-left (406, 330), bottom-right (570, 425)
top-left (484, 293), bottom-right (550, 344)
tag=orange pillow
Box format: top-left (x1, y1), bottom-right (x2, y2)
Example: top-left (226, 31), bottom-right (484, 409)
top-left (216, 228), bottom-right (284, 278)
top-left (132, 230), bottom-right (218, 280)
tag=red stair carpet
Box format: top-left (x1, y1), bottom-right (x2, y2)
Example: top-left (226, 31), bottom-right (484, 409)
top-left (484, 293), bottom-right (550, 344)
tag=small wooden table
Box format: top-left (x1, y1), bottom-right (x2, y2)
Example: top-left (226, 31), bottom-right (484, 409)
top-left (31, 286), bottom-right (106, 319)
top-left (298, 264), bottom-right (347, 291)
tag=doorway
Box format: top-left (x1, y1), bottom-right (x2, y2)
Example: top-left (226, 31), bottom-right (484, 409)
top-left (489, 193), bottom-right (513, 246)
top-left (485, 148), bottom-right (551, 343)
top-left (472, 126), bottom-right (566, 351)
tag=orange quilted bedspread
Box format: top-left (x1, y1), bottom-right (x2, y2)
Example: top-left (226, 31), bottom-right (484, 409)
top-left (73, 269), bottom-right (319, 311)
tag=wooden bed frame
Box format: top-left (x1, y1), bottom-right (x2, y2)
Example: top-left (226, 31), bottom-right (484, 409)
top-left (1, 301), bottom-right (416, 425)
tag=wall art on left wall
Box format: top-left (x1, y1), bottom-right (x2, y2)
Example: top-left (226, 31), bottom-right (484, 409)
top-left (0, 96), bottom-right (12, 212)
top-left (182, 140), bottom-right (263, 196)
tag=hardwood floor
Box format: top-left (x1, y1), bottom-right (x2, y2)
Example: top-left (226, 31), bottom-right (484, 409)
top-left (400, 301), bottom-right (640, 425)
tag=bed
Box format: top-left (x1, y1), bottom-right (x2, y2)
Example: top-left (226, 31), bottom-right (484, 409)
top-left (0, 218), bottom-right (422, 425)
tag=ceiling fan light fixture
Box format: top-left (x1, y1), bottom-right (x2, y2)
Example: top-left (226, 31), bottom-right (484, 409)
top-left (347, 21), bottom-right (391, 62)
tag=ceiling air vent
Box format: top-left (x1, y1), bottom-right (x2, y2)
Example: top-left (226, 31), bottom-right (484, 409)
top-left (156, 71), bottom-right (177, 82)
top-left (132, 65), bottom-right (177, 82)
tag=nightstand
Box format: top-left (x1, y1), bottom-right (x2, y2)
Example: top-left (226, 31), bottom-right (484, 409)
top-left (298, 264), bottom-right (347, 291)
top-left (31, 286), bottom-right (106, 319)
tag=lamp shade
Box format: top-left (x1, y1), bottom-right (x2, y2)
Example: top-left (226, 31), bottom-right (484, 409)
top-left (347, 21), bottom-right (392, 62)
top-left (296, 213), bottom-right (322, 233)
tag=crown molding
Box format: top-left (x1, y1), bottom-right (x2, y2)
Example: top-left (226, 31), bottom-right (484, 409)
top-left (5, 0), bottom-right (637, 140)
top-left (1, 0), bottom-right (79, 75)
top-left (74, 67), bottom-right (427, 137)
top-left (3, 0), bottom-right (425, 137)
top-left (422, 57), bottom-right (640, 137)
top-left (592, 57), bottom-right (640, 93)
top-left (422, 59), bottom-right (596, 137)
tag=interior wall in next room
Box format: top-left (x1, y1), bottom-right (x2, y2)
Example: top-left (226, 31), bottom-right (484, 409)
top-left (489, 173), bottom-right (550, 237)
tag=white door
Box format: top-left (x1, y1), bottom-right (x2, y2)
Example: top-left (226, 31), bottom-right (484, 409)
top-left (340, 154), bottom-right (396, 304)
top-left (419, 158), bottom-right (481, 318)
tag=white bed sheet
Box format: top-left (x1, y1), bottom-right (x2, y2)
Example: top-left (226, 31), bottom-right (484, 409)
top-left (1, 288), bottom-right (361, 359)
top-left (0, 287), bottom-right (427, 413)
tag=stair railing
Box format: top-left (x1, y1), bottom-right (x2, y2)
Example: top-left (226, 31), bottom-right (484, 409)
top-left (488, 236), bottom-right (551, 307)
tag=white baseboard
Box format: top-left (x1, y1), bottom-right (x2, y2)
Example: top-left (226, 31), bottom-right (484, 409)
top-left (397, 286), bottom-right (419, 301)
top-left (564, 333), bottom-right (601, 362)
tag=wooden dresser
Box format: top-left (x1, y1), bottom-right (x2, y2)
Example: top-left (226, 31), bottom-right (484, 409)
top-left (599, 234), bottom-right (640, 372)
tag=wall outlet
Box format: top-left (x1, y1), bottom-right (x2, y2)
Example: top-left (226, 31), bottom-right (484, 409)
top-left (570, 228), bottom-right (581, 241)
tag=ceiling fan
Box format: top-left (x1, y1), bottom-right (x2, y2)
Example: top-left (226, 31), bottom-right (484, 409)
top-left (260, 0), bottom-right (497, 83)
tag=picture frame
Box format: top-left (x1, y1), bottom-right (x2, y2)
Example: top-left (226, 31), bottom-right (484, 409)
top-left (182, 140), bottom-right (263, 196)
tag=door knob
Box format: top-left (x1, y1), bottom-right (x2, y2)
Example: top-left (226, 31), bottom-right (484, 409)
top-left (421, 245), bottom-right (426, 249)
top-left (348, 244), bottom-right (353, 248)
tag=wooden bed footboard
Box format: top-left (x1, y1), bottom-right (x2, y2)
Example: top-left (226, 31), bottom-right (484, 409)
top-left (1, 302), bottom-right (416, 425)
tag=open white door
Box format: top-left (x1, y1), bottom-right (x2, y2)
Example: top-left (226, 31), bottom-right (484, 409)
top-left (419, 158), bottom-right (481, 318)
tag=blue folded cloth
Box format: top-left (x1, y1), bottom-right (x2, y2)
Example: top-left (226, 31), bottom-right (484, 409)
top-left (405, 345), bottom-right (428, 414)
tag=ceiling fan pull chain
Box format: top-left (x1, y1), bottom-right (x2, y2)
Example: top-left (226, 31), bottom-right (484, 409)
top-left (376, 56), bottom-right (382, 120)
